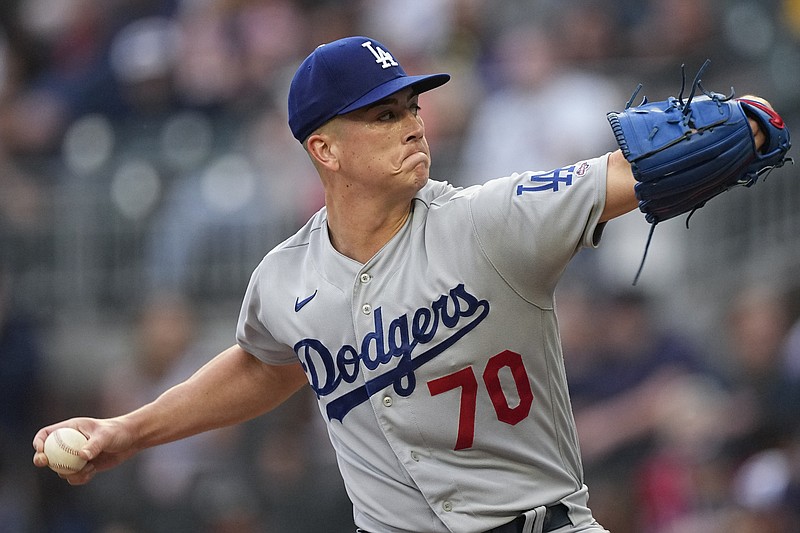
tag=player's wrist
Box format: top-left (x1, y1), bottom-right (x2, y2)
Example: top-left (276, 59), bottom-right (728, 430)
top-left (116, 405), bottom-right (167, 451)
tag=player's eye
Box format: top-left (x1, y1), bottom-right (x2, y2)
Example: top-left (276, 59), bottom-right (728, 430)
top-left (375, 102), bottom-right (420, 122)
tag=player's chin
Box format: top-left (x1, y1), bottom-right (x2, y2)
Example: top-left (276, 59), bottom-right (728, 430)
top-left (394, 159), bottom-right (429, 184)
top-left (411, 164), bottom-right (430, 188)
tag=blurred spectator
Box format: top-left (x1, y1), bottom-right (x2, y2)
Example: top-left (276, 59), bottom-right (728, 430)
top-left (0, 258), bottom-right (43, 440)
top-left (780, 283), bottom-right (800, 381)
top-left (143, 103), bottom-right (321, 293)
top-left (108, 15), bottom-right (179, 117)
top-left (787, 0), bottom-right (800, 38)
top-left (566, 289), bottom-right (712, 533)
top-left (0, 151), bottom-right (47, 240)
top-left (0, 259), bottom-right (45, 532)
top-left (551, 0), bottom-right (624, 64)
top-left (170, 4), bottom-right (244, 110)
top-left (728, 446), bottom-right (799, 533)
top-left (94, 292), bottom-right (236, 531)
top-left (555, 281), bottom-right (606, 381)
top-left (633, 374), bottom-right (740, 533)
top-left (718, 283), bottom-right (800, 459)
top-left (0, 0), bottom-right (123, 155)
top-left (357, 0), bottom-right (461, 58)
top-left (628, 0), bottom-right (718, 62)
top-left (457, 20), bottom-right (622, 185)
top-left (238, 389), bottom-right (355, 533)
top-left (632, 282), bottom-right (800, 533)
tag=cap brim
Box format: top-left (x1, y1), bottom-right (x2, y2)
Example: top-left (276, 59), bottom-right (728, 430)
top-left (337, 73), bottom-right (450, 116)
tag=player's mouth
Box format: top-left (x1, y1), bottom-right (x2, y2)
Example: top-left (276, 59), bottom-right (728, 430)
top-left (403, 150), bottom-right (430, 170)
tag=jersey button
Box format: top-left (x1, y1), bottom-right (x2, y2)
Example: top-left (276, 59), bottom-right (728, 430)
top-left (410, 451), bottom-right (420, 462)
top-left (362, 304), bottom-right (372, 315)
top-left (359, 273), bottom-right (372, 284)
top-left (442, 501), bottom-right (453, 512)
top-left (382, 396), bottom-right (393, 407)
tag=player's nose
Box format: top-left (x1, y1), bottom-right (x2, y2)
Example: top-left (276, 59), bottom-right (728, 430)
top-left (402, 111), bottom-right (425, 143)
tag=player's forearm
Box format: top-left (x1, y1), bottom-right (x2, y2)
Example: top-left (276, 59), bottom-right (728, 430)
top-left (599, 150), bottom-right (638, 222)
top-left (118, 345), bottom-right (307, 450)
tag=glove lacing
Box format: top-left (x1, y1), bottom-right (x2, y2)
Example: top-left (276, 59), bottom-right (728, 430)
top-left (633, 60), bottom-right (715, 285)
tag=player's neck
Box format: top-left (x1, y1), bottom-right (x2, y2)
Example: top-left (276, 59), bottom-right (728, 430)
top-left (325, 197), bottom-right (412, 264)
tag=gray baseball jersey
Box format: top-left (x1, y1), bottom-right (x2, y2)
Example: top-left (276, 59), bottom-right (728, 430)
top-left (237, 154), bottom-right (609, 533)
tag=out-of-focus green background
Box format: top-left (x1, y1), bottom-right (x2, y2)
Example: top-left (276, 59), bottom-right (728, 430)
top-left (2, 1), bottom-right (799, 532)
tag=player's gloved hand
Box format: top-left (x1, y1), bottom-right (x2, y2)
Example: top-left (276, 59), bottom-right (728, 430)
top-left (607, 61), bottom-right (792, 226)
top-left (737, 95), bottom-right (791, 178)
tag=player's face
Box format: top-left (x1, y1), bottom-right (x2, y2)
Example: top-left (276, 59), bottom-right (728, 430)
top-left (332, 88), bottom-right (431, 192)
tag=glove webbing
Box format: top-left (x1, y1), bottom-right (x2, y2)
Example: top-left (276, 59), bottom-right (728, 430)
top-left (631, 60), bottom-right (717, 286)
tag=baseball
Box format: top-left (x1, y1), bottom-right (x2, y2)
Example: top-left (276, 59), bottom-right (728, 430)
top-left (44, 428), bottom-right (88, 475)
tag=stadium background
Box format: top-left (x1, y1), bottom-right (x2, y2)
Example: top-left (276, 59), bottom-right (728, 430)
top-left (1, 0), bottom-right (800, 531)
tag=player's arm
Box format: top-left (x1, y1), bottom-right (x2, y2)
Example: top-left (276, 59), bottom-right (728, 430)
top-left (599, 109), bottom-right (770, 223)
top-left (33, 345), bottom-right (308, 484)
top-left (599, 149), bottom-right (638, 222)
top-left (121, 344), bottom-right (307, 445)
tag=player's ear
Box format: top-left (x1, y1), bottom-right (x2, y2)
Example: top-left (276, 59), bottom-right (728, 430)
top-left (306, 132), bottom-right (340, 171)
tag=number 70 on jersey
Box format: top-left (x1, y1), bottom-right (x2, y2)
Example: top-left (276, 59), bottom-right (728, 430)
top-left (427, 350), bottom-right (533, 450)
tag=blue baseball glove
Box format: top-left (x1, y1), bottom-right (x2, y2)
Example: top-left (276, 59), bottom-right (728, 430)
top-left (607, 62), bottom-right (792, 225)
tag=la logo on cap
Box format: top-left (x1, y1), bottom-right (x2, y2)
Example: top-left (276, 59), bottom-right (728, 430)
top-left (361, 41), bottom-right (399, 69)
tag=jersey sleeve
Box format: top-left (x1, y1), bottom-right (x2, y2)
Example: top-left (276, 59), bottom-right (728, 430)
top-left (236, 260), bottom-right (298, 365)
top-left (469, 154), bottom-right (608, 306)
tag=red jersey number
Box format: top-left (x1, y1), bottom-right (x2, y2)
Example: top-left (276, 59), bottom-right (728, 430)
top-left (427, 350), bottom-right (534, 450)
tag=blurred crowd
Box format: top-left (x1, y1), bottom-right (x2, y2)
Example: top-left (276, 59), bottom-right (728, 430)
top-left (558, 281), bottom-right (800, 533)
top-left (1, 0), bottom-right (800, 532)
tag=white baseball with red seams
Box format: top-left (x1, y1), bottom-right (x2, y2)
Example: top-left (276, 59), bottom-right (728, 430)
top-left (44, 428), bottom-right (88, 475)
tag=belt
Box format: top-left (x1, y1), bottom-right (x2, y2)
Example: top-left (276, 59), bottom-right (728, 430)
top-left (485, 503), bottom-right (571, 533)
top-left (355, 503), bottom-right (571, 533)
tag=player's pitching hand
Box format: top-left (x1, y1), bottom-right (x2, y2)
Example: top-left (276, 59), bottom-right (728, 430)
top-left (741, 94), bottom-right (770, 150)
top-left (32, 417), bottom-right (139, 485)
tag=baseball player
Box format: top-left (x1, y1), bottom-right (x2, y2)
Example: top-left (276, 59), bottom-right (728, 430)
top-left (33, 36), bottom-right (787, 533)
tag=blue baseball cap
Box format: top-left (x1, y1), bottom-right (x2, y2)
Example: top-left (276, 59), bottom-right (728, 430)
top-left (288, 36), bottom-right (450, 143)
